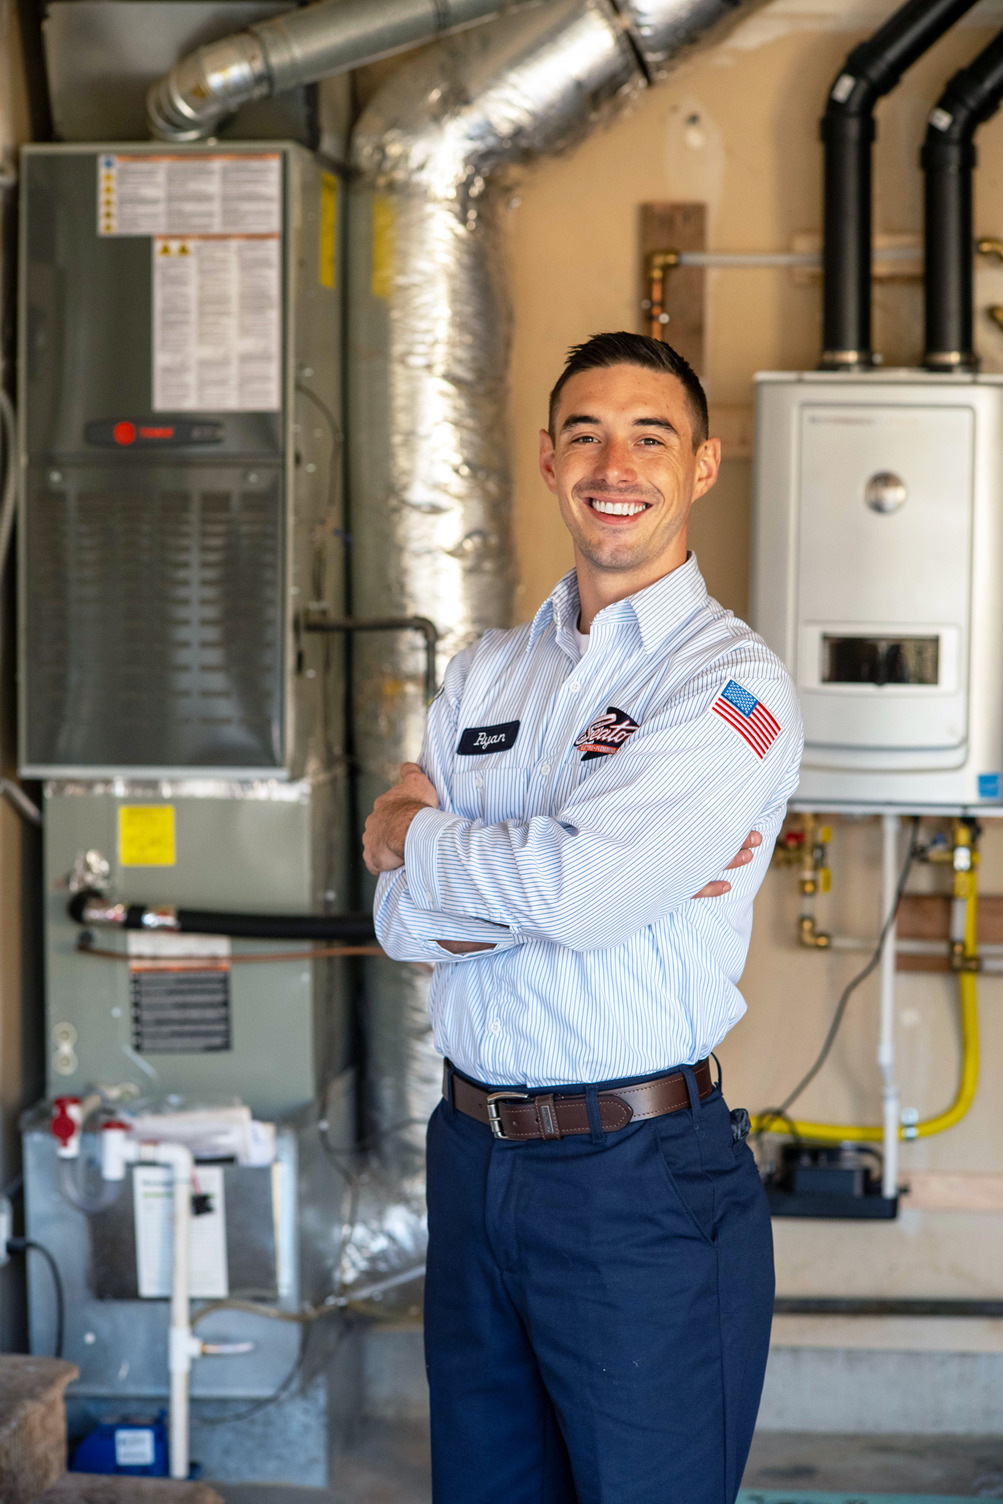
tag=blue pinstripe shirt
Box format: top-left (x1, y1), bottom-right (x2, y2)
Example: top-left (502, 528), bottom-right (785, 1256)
top-left (374, 555), bottom-right (803, 1088)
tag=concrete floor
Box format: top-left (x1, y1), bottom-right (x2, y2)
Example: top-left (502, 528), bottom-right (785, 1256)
top-left (210, 1424), bottom-right (1003, 1502)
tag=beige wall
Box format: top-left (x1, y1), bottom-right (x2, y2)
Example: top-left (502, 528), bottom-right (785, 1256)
top-left (498, 1), bottom-right (1003, 1313)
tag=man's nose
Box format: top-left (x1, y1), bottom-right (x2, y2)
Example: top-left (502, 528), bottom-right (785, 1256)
top-left (593, 438), bottom-right (638, 483)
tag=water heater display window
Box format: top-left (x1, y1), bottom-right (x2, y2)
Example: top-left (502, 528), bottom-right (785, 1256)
top-left (822, 635), bottom-right (940, 687)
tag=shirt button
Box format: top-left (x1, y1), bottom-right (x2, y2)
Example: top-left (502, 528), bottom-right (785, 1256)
top-left (540, 762), bottom-right (550, 776)
top-left (568, 680), bottom-right (580, 693)
top-left (425, 889), bottom-right (433, 904)
top-left (474, 774), bottom-right (484, 789)
top-left (489, 1019), bottom-right (502, 1035)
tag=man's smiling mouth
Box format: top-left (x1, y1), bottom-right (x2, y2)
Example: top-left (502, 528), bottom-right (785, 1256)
top-left (585, 496), bottom-right (650, 516)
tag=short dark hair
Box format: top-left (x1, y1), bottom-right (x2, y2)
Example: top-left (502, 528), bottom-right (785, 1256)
top-left (547, 331), bottom-right (709, 448)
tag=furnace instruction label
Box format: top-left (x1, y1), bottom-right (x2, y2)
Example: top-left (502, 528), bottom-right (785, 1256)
top-left (152, 235), bottom-right (281, 412)
top-left (98, 153), bottom-right (281, 237)
top-left (134, 1162), bottom-right (229, 1299)
top-left (119, 804), bottom-right (176, 866)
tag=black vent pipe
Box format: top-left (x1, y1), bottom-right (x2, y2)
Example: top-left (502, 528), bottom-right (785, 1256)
top-left (821, 0), bottom-right (981, 370)
top-left (922, 32), bottom-right (1003, 369)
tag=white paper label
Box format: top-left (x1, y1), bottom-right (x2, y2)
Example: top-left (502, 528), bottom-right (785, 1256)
top-left (98, 153), bottom-right (281, 237)
top-left (152, 236), bottom-right (281, 412)
top-left (133, 1163), bottom-right (229, 1300)
top-left (114, 1428), bottom-right (156, 1467)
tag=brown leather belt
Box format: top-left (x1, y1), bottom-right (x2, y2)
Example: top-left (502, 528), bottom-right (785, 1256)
top-left (445, 1058), bottom-right (714, 1142)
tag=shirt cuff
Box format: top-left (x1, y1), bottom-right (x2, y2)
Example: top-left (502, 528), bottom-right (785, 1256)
top-left (404, 805), bottom-right (467, 911)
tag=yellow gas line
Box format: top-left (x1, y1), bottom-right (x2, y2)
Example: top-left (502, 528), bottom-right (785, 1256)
top-left (753, 826), bottom-right (980, 1143)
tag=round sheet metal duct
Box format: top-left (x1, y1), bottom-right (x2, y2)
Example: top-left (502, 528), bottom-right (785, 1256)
top-left (148, 0), bottom-right (547, 141)
top-left (343, 0), bottom-right (764, 1310)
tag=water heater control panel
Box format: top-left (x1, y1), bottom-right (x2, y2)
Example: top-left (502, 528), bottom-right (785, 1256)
top-left (752, 372), bottom-right (1003, 809)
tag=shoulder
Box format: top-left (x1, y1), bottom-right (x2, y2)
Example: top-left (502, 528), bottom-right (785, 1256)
top-left (440, 621), bottom-right (535, 702)
top-left (675, 598), bottom-right (800, 721)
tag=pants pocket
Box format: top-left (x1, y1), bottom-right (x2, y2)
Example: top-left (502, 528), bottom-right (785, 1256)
top-left (654, 1117), bottom-right (718, 1246)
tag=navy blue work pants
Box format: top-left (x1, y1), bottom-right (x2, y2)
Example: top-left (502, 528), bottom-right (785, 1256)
top-left (424, 1064), bottom-right (774, 1504)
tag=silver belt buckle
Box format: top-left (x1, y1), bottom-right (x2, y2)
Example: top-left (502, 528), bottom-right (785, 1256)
top-left (485, 1090), bottom-right (529, 1140)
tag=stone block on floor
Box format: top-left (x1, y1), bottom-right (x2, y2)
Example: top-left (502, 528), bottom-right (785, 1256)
top-left (38, 1475), bottom-right (224, 1503)
top-left (0, 1354), bottom-right (79, 1504)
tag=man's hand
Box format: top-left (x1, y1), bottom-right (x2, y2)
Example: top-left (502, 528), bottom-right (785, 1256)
top-left (363, 762), bottom-right (439, 874)
top-left (692, 830), bottom-right (761, 899)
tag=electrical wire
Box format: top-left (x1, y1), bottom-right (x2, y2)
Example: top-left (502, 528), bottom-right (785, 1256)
top-left (192, 1318), bottom-right (331, 1428)
top-left (756, 816), bottom-right (920, 1134)
top-left (7, 1238), bottom-right (65, 1358)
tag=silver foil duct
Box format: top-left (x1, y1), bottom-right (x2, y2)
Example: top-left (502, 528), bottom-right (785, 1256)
top-left (147, 0), bottom-right (545, 142)
top-left (343, 0), bottom-right (763, 1313)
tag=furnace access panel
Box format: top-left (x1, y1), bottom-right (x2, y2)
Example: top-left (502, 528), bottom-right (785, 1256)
top-left (18, 143), bottom-right (343, 778)
top-left (752, 371), bottom-right (1003, 810)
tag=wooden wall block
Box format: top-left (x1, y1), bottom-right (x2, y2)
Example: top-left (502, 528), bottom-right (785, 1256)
top-left (639, 202), bottom-right (706, 376)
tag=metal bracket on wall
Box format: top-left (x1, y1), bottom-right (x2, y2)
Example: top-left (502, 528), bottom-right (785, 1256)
top-left (639, 202), bottom-right (706, 374)
top-left (302, 613), bottom-right (439, 702)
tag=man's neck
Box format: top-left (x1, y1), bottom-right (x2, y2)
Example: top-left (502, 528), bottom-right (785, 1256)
top-left (574, 546), bottom-right (689, 634)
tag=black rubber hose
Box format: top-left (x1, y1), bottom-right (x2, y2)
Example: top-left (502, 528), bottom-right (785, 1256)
top-left (173, 908), bottom-right (376, 941)
top-left (922, 29), bottom-right (1003, 368)
top-left (821, 0), bottom-right (982, 368)
top-left (67, 889), bottom-right (376, 942)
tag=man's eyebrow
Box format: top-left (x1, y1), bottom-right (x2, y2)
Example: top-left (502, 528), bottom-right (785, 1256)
top-left (632, 416), bottom-right (677, 432)
top-left (559, 413), bottom-right (680, 434)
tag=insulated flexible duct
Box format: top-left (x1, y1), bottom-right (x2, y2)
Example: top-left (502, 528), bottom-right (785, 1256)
top-left (344, 0), bottom-right (765, 1311)
top-left (820, 0), bottom-right (981, 369)
top-left (922, 30), bottom-right (1003, 368)
top-left (148, 0), bottom-right (546, 142)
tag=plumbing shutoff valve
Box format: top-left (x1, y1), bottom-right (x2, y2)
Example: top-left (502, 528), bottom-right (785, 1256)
top-left (51, 1097), bottom-right (83, 1158)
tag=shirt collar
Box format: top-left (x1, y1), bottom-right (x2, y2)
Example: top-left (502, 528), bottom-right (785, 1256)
top-left (526, 554), bottom-right (710, 657)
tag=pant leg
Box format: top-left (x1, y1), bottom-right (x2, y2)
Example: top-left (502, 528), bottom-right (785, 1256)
top-left (424, 1099), bottom-right (578, 1504)
top-left (506, 1089), bottom-right (774, 1504)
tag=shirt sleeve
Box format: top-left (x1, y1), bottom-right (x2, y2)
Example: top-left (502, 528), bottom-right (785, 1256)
top-left (403, 660), bottom-right (804, 953)
top-left (373, 642), bottom-right (521, 964)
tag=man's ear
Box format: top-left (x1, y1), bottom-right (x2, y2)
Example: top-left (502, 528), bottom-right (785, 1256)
top-left (691, 436), bottom-right (721, 503)
top-left (539, 428), bottom-right (559, 495)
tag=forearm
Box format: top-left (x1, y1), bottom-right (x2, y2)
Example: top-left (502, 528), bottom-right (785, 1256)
top-left (374, 868), bottom-right (519, 963)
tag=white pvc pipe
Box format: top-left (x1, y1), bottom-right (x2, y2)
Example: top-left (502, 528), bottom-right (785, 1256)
top-left (878, 814), bottom-right (900, 1200)
top-left (139, 1142), bottom-right (196, 1481)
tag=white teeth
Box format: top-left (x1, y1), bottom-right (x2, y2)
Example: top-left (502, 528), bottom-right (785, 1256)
top-left (590, 499), bottom-right (646, 516)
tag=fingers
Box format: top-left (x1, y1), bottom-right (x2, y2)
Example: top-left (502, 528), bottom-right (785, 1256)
top-left (693, 880), bottom-right (732, 899)
top-left (722, 830), bottom-right (763, 871)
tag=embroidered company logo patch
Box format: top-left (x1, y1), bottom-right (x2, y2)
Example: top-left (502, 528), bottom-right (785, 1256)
top-left (457, 720), bottom-right (520, 755)
top-left (711, 680), bottom-right (780, 759)
top-left (574, 706), bottom-right (640, 761)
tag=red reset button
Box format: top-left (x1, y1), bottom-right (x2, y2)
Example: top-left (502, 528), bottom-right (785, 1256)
top-left (113, 421), bottom-right (136, 446)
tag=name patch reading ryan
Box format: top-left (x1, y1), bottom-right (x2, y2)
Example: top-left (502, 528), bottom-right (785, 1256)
top-left (457, 720), bottom-right (520, 755)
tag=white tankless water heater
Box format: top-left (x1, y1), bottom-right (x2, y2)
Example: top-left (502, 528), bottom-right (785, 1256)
top-left (751, 371), bottom-right (1003, 811)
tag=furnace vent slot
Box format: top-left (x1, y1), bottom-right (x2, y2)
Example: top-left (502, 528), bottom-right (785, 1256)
top-left (130, 967), bottom-right (232, 1053)
top-left (24, 468), bottom-right (284, 773)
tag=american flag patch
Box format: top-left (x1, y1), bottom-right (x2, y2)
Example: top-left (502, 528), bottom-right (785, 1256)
top-left (711, 680), bottom-right (780, 759)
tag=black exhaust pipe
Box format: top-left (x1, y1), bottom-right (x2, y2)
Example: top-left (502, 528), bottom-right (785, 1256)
top-left (922, 31), bottom-right (1003, 369)
top-left (821, 0), bottom-right (982, 370)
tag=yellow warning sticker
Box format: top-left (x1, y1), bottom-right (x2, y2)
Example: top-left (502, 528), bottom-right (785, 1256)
top-left (119, 805), bottom-right (176, 867)
top-left (319, 172), bottom-right (337, 290)
top-left (371, 195), bottom-right (396, 300)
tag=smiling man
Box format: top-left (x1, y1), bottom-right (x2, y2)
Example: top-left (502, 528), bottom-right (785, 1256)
top-left (363, 332), bottom-right (803, 1504)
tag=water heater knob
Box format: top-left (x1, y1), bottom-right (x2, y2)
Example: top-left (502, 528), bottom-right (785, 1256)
top-left (865, 471), bottom-right (907, 514)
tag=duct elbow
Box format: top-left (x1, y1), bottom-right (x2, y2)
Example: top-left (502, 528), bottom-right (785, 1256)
top-left (147, 33), bottom-right (271, 142)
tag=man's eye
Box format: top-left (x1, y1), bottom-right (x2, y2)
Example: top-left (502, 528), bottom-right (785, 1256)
top-left (638, 436), bottom-right (664, 446)
top-left (571, 434), bottom-right (598, 443)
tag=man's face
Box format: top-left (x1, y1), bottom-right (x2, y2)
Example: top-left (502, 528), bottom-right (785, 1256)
top-left (538, 363), bottom-right (720, 585)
